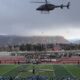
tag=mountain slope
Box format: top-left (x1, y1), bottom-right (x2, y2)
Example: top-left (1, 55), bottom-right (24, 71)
top-left (0, 35), bottom-right (70, 46)
top-left (70, 39), bottom-right (80, 44)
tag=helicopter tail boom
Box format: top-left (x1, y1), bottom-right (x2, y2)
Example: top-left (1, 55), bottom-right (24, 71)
top-left (59, 2), bottom-right (70, 9)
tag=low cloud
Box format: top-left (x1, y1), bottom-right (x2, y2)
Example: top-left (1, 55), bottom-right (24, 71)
top-left (0, 0), bottom-right (80, 39)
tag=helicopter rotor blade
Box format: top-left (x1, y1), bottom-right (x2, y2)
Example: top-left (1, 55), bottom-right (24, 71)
top-left (31, 0), bottom-right (49, 4)
top-left (31, 1), bottom-right (45, 3)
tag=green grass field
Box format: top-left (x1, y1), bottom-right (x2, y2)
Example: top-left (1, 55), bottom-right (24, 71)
top-left (0, 64), bottom-right (80, 80)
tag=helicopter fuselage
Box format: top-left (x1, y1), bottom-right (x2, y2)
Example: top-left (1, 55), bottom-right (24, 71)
top-left (36, 4), bottom-right (56, 11)
top-left (33, 0), bottom-right (70, 12)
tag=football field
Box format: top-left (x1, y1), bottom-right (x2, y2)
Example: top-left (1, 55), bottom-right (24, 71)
top-left (0, 64), bottom-right (80, 80)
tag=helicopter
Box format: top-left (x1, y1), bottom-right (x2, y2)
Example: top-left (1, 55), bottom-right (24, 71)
top-left (32, 0), bottom-right (70, 12)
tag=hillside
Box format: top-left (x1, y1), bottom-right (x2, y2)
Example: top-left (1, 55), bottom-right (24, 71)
top-left (0, 35), bottom-right (69, 46)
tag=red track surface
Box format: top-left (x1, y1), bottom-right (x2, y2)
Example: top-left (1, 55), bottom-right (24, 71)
top-left (0, 56), bottom-right (26, 64)
top-left (0, 56), bottom-right (80, 64)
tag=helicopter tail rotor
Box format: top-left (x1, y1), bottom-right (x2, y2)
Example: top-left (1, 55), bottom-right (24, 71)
top-left (67, 2), bottom-right (70, 9)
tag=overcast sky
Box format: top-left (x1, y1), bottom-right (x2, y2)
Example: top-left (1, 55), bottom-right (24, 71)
top-left (0, 0), bottom-right (80, 40)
